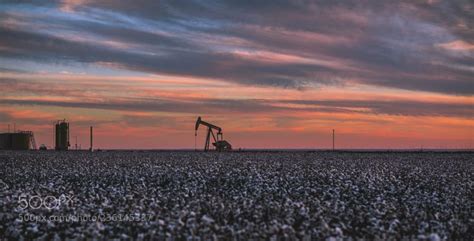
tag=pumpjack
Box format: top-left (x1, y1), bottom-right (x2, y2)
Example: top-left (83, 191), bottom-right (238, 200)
top-left (195, 116), bottom-right (232, 151)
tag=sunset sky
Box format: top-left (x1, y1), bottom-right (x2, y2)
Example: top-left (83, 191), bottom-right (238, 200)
top-left (0, 0), bottom-right (473, 149)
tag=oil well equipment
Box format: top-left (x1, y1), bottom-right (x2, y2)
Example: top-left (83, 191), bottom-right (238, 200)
top-left (0, 129), bottom-right (37, 150)
top-left (55, 119), bottom-right (70, 151)
top-left (195, 116), bottom-right (232, 151)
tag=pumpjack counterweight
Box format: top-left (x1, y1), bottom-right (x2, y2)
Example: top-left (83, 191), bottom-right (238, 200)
top-left (195, 116), bottom-right (232, 151)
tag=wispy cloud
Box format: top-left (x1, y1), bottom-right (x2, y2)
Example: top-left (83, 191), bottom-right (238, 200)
top-left (1, 95), bottom-right (472, 119)
top-left (1, 0), bottom-right (473, 94)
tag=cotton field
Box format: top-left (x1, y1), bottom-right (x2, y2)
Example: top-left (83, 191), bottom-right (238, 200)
top-left (0, 151), bottom-right (472, 240)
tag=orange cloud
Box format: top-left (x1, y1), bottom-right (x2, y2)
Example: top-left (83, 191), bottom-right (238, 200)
top-left (60, 0), bottom-right (89, 12)
top-left (437, 40), bottom-right (474, 51)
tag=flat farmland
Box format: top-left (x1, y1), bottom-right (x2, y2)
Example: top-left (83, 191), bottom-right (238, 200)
top-left (0, 151), bottom-right (472, 240)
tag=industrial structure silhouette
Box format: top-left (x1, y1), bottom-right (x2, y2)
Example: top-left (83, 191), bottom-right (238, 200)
top-left (55, 119), bottom-right (70, 151)
top-left (195, 116), bottom-right (232, 151)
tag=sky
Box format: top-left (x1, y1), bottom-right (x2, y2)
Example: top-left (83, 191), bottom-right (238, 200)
top-left (0, 0), bottom-right (473, 149)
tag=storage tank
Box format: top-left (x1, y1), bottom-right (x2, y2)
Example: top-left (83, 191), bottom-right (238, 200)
top-left (0, 132), bottom-right (31, 150)
top-left (55, 120), bottom-right (70, 151)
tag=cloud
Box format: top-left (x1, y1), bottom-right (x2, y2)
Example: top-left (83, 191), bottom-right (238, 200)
top-left (1, 27), bottom-right (337, 89)
top-left (1, 97), bottom-right (472, 119)
top-left (282, 100), bottom-right (474, 118)
top-left (60, 0), bottom-right (89, 12)
top-left (437, 40), bottom-right (474, 51)
top-left (0, 67), bottom-right (29, 74)
top-left (0, 112), bottom-right (12, 122)
top-left (0, 1), bottom-right (473, 95)
top-left (0, 98), bottom-right (282, 115)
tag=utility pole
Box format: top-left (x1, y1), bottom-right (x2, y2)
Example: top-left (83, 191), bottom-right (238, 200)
top-left (8, 124), bottom-right (10, 133)
top-left (89, 126), bottom-right (93, 152)
top-left (75, 136), bottom-right (78, 150)
top-left (332, 129), bottom-right (335, 151)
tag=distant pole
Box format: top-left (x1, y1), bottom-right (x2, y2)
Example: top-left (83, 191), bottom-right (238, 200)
top-left (89, 126), bottom-right (93, 152)
top-left (14, 123), bottom-right (16, 133)
top-left (332, 129), bottom-right (335, 151)
top-left (75, 136), bottom-right (78, 150)
top-left (8, 124), bottom-right (10, 133)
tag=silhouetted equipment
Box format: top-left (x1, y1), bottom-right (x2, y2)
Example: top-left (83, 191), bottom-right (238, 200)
top-left (89, 126), bottom-right (93, 152)
top-left (55, 119), bottom-right (70, 151)
top-left (39, 144), bottom-right (47, 151)
top-left (332, 129), bottom-right (335, 151)
top-left (26, 131), bottom-right (37, 150)
top-left (195, 116), bottom-right (232, 151)
top-left (0, 131), bottom-right (36, 150)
